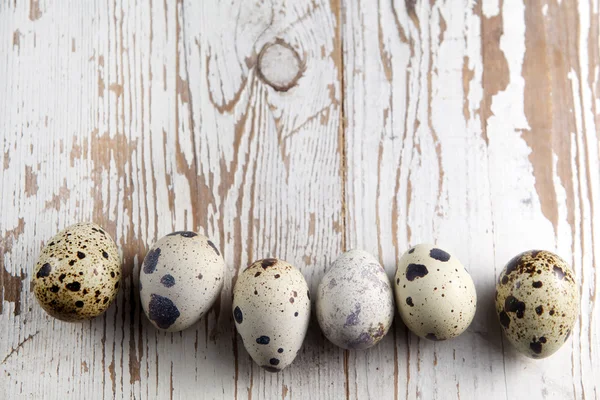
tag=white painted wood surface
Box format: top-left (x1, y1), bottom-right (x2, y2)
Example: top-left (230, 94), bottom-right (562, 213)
top-left (0, 0), bottom-right (598, 399)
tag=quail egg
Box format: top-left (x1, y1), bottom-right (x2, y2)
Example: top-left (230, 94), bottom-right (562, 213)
top-left (394, 244), bottom-right (476, 341)
top-left (316, 249), bottom-right (394, 349)
top-left (232, 258), bottom-right (310, 372)
top-left (139, 231), bottom-right (225, 332)
top-left (33, 222), bottom-right (121, 321)
top-left (495, 250), bottom-right (579, 358)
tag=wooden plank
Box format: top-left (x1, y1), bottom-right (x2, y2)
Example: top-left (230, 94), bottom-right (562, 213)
top-left (342, 0), bottom-right (599, 399)
top-left (179, 1), bottom-right (346, 399)
top-left (0, 0), bottom-right (599, 398)
top-left (0, 0), bottom-right (345, 398)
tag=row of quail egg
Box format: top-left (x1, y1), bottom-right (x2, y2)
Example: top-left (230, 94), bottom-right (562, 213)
top-left (33, 223), bottom-right (579, 372)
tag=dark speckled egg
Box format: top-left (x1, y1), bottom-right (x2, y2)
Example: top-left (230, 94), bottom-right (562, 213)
top-left (139, 231), bottom-right (225, 332)
top-left (232, 258), bottom-right (310, 372)
top-left (495, 250), bottom-right (579, 359)
top-left (394, 244), bottom-right (477, 341)
top-left (33, 222), bottom-right (121, 321)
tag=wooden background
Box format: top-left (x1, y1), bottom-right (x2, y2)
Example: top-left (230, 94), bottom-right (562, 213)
top-left (1, 0), bottom-right (599, 398)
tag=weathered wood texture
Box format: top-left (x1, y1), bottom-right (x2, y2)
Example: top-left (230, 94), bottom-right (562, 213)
top-left (0, 0), bottom-right (598, 398)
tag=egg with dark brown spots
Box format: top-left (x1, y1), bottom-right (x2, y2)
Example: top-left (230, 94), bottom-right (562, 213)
top-left (495, 250), bottom-right (579, 359)
top-left (394, 244), bottom-right (476, 341)
top-left (33, 222), bottom-right (121, 321)
top-left (232, 258), bottom-right (310, 372)
top-left (139, 231), bottom-right (225, 332)
top-left (316, 249), bottom-right (394, 349)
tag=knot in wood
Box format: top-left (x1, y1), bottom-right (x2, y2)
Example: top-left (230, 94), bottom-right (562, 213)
top-left (257, 40), bottom-right (303, 92)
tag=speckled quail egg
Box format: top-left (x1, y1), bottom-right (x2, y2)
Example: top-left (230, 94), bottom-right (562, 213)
top-left (33, 222), bottom-right (121, 321)
top-left (139, 231), bottom-right (225, 332)
top-left (394, 244), bottom-right (476, 341)
top-left (232, 258), bottom-right (310, 372)
top-left (495, 250), bottom-right (579, 359)
top-left (316, 249), bottom-right (394, 349)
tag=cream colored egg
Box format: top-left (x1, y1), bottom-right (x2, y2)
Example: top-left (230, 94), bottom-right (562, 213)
top-left (394, 244), bottom-right (476, 341)
top-left (233, 258), bottom-right (310, 372)
top-left (139, 231), bottom-right (225, 332)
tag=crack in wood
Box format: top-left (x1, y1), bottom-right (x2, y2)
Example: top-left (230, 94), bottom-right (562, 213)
top-left (1, 331), bottom-right (40, 365)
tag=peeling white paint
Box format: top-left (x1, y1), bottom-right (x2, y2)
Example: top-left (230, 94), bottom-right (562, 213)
top-left (482, 0), bottom-right (500, 18)
top-left (0, 0), bottom-right (598, 399)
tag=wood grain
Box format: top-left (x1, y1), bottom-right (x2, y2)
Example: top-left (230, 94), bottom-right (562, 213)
top-left (0, 0), bottom-right (598, 398)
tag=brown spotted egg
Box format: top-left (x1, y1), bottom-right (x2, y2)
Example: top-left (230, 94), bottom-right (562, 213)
top-left (33, 222), bottom-right (121, 321)
top-left (233, 258), bottom-right (310, 372)
top-left (139, 231), bottom-right (225, 332)
top-left (495, 250), bottom-right (579, 359)
top-left (394, 244), bottom-right (477, 341)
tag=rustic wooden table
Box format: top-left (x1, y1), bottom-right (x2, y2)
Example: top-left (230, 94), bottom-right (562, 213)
top-left (1, 0), bottom-right (598, 399)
